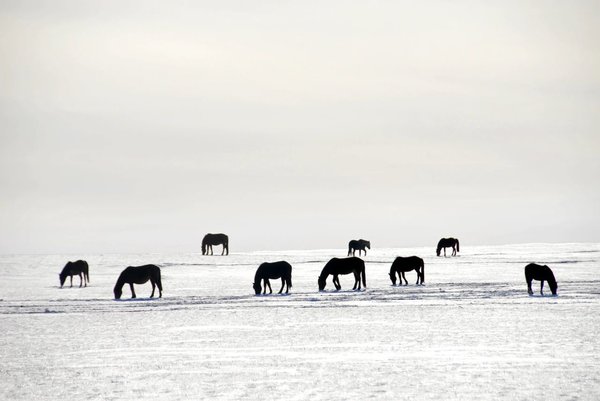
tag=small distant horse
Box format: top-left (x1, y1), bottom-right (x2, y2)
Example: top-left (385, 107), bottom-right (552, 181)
top-left (114, 265), bottom-right (162, 299)
top-left (253, 261), bottom-right (293, 295)
top-left (318, 257), bottom-right (366, 291)
top-left (348, 239), bottom-right (371, 256)
top-left (525, 263), bottom-right (557, 296)
top-left (436, 237), bottom-right (460, 257)
top-left (202, 233), bottom-right (229, 255)
top-left (59, 260), bottom-right (89, 288)
top-left (389, 256), bottom-right (425, 286)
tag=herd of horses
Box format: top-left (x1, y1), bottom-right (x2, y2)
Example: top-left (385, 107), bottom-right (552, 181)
top-left (58, 235), bottom-right (558, 299)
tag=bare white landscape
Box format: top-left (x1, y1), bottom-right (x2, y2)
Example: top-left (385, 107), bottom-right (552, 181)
top-left (1, 243), bottom-right (599, 400)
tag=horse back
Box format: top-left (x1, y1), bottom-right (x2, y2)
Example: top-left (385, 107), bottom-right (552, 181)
top-left (327, 257), bottom-right (364, 274)
top-left (203, 233), bottom-right (228, 245)
top-left (256, 261), bottom-right (292, 279)
top-left (62, 260), bottom-right (88, 275)
top-left (122, 264), bottom-right (161, 284)
top-left (391, 256), bottom-right (423, 272)
top-left (524, 263), bottom-right (553, 281)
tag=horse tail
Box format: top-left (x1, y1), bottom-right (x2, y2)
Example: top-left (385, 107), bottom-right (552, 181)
top-left (224, 236), bottom-right (229, 255)
top-left (436, 240), bottom-right (442, 256)
top-left (456, 238), bottom-right (460, 252)
top-left (347, 242), bottom-right (352, 256)
top-left (420, 258), bottom-right (425, 284)
top-left (156, 267), bottom-right (163, 292)
top-left (84, 263), bottom-right (90, 284)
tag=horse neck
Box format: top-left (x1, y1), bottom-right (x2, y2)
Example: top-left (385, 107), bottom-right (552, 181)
top-left (254, 269), bottom-right (263, 282)
top-left (114, 274), bottom-right (126, 291)
top-left (320, 265), bottom-right (331, 279)
top-left (547, 271), bottom-right (557, 286)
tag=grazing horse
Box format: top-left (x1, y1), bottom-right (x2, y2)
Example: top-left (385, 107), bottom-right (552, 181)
top-left (202, 233), bottom-right (229, 255)
top-left (113, 265), bottom-right (162, 300)
top-left (253, 261), bottom-right (293, 295)
top-left (348, 239), bottom-right (371, 256)
top-left (318, 257), bottom-right (366, 291)
top-left (59, 260), bottom-right (89, 288)
top-left (525, 263), bottom-right (557, 296)
top-left (389, 256), bottom-right (425, 286)
top-left (436, 237), bottom-right (460, 257)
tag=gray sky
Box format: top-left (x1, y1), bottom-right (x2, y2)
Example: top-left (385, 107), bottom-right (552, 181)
top-left (1, 0), bottom-right (599, 253)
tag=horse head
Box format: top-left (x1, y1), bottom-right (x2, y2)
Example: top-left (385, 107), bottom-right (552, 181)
top-left (253, 282), bottom-right (261, 295)
top-left (114, 287), bottom-right (122, 300)
top-left (389, 272), bottom-right (396, 286)
top-left (365, 241), bottom-right (371, 249)
top-left (318, 275), bottom-right (326, 291)
top-left (436, 247), bottom-right (441, 256)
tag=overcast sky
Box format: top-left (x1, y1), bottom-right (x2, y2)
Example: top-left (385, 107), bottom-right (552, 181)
top-left (1, 0), bottom-right (599, 254)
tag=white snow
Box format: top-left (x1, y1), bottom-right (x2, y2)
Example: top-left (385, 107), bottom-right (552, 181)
top-left (1, 243), bottom-right (599, 400)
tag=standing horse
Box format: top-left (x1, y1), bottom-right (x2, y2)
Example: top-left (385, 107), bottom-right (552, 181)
top-left (318, 257), bottom-right (366, 291)
top-left (436, 237), bottom-right (460, 257)
top-left (253, 261), bottom-right (293, 295)
top-left (202, 233), bottom-right (229, 255)
top-left (59, 260), bottom-right (89, 288)
top-left (389, 256), bottom-right (425, 286)
top-left (348, 239), bottom-right (371, 256)
top-left (114, 265), bottom-right (162, 299)
top-left (525, 263), bottom-right (557, 296)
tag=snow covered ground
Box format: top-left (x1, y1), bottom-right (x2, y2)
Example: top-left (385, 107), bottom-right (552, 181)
top-left (1, 243), bottom-right (599, 400)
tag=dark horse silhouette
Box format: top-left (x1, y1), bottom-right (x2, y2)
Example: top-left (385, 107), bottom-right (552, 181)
top-left (436, 237), bottom-right (460, 257)
top-left (525, 263), bottom-right (557, 296)
top-left (202, 233), bottom-right (229, 255)
top-left (389, 256), bottom-right (425, 286)
top-left (59, 260), bottom-right (89, 288)
top-left (318, 257), bottom-right (366, 291)
top-left (348, 239), bottom-right (370, 256)
top-left (114, 265), bottom-right (162, 299)
top-left (253, 261), bottom-right (292, 295)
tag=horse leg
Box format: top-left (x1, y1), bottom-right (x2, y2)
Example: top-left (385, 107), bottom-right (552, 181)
top-left (526, 278), bottom-right (533, 295)
top-left (265, 279), bottom-right (272, 294)
top-left (70, 275), bottom-right (73, 288)
top-left (129, 283), bottom-right (136, 298)
top-left (79, 273), bottom-right (83, 288)
top-left (540, 281), bottom-right (544, 296)
top-left (333, 275), bottom-right (341, 290)
top-left (278, 278), bottom-right (285, 294)
top-left (150, 279), bottom-right (156, 298)
top-left (221, 245), bottom-right (225, 256)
